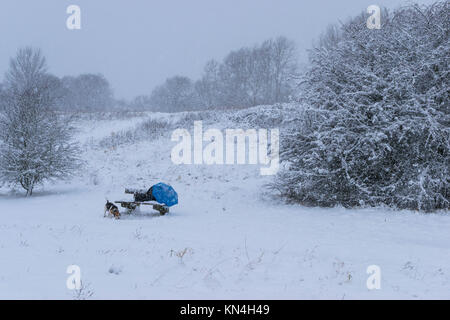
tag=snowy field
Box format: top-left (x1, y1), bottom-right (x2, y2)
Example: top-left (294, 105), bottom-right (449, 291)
top-left (0, 109), bottom-right (449, 299)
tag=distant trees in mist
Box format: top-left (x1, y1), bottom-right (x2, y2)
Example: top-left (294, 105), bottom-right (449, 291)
top-left (1, 36), bottom-right (298, 113)
top-left (149, 76), bottom-right (200, 112)
top-left (1, 72), bottom-right (115, 112)
top-left (57, 74), bottom-right (114, 111)
top-left (140, 36), bottom-right (298, 112)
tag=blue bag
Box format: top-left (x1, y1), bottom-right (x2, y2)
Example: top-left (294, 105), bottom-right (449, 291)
top-left (151, 183), bottom-right (178, 207)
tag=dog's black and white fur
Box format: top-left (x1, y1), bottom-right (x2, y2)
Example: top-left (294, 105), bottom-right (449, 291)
top-left (104, 200), bottom-right (120, 219)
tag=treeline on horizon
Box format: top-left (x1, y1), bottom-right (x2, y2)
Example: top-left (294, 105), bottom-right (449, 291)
top-left (0, 36), bottom-right (298, 113)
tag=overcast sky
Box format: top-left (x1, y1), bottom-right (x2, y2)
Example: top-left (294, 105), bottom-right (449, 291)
top-left (0, 0), bottom-right (436, 100)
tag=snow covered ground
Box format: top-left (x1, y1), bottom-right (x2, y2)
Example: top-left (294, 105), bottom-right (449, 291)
top-left (0, 109), bottom-right (449, 299)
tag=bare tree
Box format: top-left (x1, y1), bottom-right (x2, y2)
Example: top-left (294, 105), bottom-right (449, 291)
top-left (196, 36), bottom-right (298, 109)
top-left (269, 37), bottom-right (298, 103)
top-left (0, 47), bottom-right (81, 196)
top-left (218, 48), bottom-right (253, 107)
top-left (149, 76), bottom-right (199, 112)
top-left (195, 60), bottom-right (222, 108)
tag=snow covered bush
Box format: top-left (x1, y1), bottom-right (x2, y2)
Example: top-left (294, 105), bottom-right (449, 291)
top-left (274, 2), bottom-right (449, 211)
top-left (0, 47), bottom-right (81, 196)
top-left (228, 103), bottom-right (302, 129)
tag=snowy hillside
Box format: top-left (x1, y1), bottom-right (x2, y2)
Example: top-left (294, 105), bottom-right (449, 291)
top-left (0, 107), bottom-right (449, 299)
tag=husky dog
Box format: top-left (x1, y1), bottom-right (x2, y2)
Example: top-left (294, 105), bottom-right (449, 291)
top-left (104, 200), bottom-right (121, 219)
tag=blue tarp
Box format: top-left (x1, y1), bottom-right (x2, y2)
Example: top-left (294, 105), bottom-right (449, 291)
top-left (151, 183), bottom-right (178, 207)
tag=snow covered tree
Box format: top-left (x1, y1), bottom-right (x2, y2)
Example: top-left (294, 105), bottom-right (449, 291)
top-left (0, 47), bottom-right (81, 196)
top-left (274, 2), bottom-right (449, 211)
